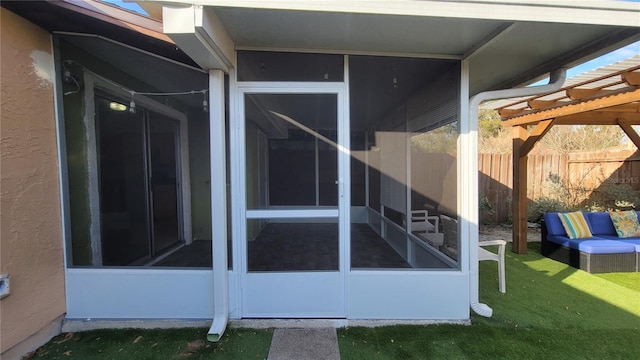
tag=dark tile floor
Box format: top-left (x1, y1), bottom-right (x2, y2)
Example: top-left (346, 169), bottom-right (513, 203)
top-left (351, 223), bottom-right (411, 268)
top-left (153, 223), bottom-right (410, 269)
top-left (248, 223), bottom-right (339, 271)
top-left (152, 240), bottom-right (213, 267)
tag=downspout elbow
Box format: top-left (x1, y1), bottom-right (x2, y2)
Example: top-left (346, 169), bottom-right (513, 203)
top-left (471, 302), bottom-right (493, 317)
top-left (470, 67), bottom-right (567, 109)
top-left (207, 311), bottom-right (228, 342)
top-left (468, 68), bottom-right (566, 317)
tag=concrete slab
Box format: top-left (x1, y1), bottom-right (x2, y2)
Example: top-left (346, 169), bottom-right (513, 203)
top-left (267, 328), bottom-right (340, 360)
top-left (230, 318), bottom-right (469, 329)
top-left (62, 319), bottom-right (212, 332)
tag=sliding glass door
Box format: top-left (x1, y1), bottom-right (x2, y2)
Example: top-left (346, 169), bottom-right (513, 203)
top-left (96, 95), bottom-right (181, 266)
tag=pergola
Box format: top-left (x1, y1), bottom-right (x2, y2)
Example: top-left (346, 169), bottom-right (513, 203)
top-left (496, 57), bottom-right (640, 254)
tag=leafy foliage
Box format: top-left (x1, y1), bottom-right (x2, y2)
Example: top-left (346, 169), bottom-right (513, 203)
top-left (477, 110), bottom-right (630, 154)
top-left (410, 122), bottom-right (458, 154)
top-left (478, 109), bottom-right (503, 138)
top-left (591, 182), bottom-right (640, 210)
top-left (527, 172), bottom-right (639, 223)
top-left (539, 125), bottom-right (626, 153)
top-left (528, 197), bottom-right (564, 223)
top-left (480, 195), bottom-right (496, 225)
top-left (478, 109), bottom-right (511, 154)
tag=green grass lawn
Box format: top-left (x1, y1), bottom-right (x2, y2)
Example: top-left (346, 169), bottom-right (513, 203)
top-left (338, 243), bottom-right (640, 359)
top-left (27, 328), bottom-right (272, 360)
top-left (28, 243), bottom-right (640, 359)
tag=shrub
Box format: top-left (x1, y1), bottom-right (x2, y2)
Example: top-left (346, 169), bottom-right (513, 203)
top-left (592, 182), bottom-right (639, 210)
top-left (528, 172), bottom-right (639, 223)
top-left (528, 197), bottom-right (564, 223)
top-left (480, 195), bottom-right (495, 225)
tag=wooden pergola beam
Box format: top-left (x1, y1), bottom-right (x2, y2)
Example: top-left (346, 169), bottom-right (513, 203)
top-left (499, 108), bottom-right (526, 117)
top-left (519, 119), bottom-right (555, 157)
top-left (528, 99), bottom-right (559, 109)
top-left (554, 111), bottom-right (640, 125)
top-left (504, 87), bottom-right (640, 127)
top-left (619, 120), bottom-right (640, 149)
top-left (566, 88), bottom-right (606, 100)
top-left (622, 71), bottom-right (640, 86)
top-left (596, 103), bottom-right (640, 112)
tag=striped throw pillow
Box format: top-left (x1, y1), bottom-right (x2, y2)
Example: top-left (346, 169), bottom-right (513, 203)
top-left (558, 211), bottom-right (593, 239)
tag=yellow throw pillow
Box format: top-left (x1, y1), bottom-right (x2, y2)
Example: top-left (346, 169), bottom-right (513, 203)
top-left (558, 211), bottom-right (593, 239)
top-left (609, 210), bottom-right (640, 238)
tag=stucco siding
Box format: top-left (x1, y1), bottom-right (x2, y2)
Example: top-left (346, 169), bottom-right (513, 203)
top-left (1, 8), bottom-right (66, 354)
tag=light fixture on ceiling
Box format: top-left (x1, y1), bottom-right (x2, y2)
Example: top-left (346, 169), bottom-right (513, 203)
top-left (63, 69), bottom-right (72, 83)
top-left (109, 102), bottom-right (127, 111)
top-left (62, 60), bottom-right (73, 83)
top-left (202, 91), bottom-right (209, 112)
top-left (62, 60), bottom-right (80, 96)
top-left (260, 56), bottom-right (266, 72)
top-left (129, 91), bottom-right (136, 114)
top-left (392, 67), bottom-right (399, 89)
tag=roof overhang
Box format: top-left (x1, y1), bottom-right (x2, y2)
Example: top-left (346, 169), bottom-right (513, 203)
top-left (1, 0), bottom-right (198, 67)
top-left (158, 0), bottom-right (640, 95)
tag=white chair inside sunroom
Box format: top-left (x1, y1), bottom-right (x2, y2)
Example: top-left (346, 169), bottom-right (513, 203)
top-left (440, 214), bottom-right (506, 294)
top-left (411, 210), bottom-right (444, 247)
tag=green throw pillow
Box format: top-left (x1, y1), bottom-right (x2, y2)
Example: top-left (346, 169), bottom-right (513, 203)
top-left (609, 210), bottom-right (640, 238)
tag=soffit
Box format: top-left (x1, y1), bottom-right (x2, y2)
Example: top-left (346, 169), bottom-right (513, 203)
top-left (214, 7), bottom-right (503, 57)
top-left (189, 1), bottom-right (639, 94)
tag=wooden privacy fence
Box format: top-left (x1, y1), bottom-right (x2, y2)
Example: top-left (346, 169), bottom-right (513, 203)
top-left (479, 150), bottom-right (640, 223)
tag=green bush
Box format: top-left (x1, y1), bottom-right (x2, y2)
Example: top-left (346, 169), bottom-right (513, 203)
top-left (528, 172), bottom-right (639, 223)
top-left (480, 195), bottom-right (495, 225)
top-left (528, 197), bottom-right (564, 223)
top-left (592, 182), bottom-right (639, 210)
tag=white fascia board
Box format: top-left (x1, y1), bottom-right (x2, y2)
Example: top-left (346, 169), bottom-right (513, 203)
top-left (163, 5), bottom-right (235, 71)
top-left (162, 0), bottom-right (640, 27)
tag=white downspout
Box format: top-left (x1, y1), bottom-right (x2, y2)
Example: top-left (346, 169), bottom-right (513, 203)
top-left (468, 68), bottom-right (566, 317)
top-left (208, 69), bottom-right (228, 341)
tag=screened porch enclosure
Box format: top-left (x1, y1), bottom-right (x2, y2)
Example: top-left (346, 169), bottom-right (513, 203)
top-left (58, 34), bottom-right (214, 269)
top-left (60, 41), bottom-right (462, 272)
top-left (239, 53), bottom-right (461, 272)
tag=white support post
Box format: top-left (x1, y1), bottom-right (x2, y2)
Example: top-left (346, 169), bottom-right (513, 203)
top-left (208, 69), bottom-right (228, 341)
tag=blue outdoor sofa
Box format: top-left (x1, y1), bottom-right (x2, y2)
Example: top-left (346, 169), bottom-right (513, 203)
top-left (542, 212), bottom-right (640, 273)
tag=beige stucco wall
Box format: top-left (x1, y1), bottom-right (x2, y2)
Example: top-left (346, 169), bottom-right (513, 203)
top-left (1, 8), bottom-right (66, 354)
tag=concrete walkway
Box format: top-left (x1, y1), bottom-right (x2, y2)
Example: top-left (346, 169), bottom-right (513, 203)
top-left (267, 328), bottom-right (340, 360)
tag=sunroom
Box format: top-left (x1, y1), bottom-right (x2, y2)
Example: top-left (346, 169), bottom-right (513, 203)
top-left (14, 0), bottom-right (638, 335)
top-left (57, 33), bottom-right (466, 320)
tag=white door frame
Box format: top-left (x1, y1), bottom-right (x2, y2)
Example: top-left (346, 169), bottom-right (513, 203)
top-left (231, 82), bottom-right (350, 318)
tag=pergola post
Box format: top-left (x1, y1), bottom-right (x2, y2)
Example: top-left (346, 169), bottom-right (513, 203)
top-left (512, 125), bottom-right (529, 254)
top-left (511, 120), bottom-right (554, 253)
